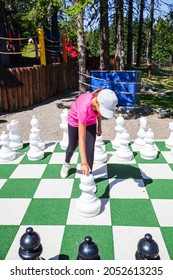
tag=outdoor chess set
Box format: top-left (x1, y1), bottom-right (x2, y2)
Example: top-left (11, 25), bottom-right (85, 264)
top-left (0, 111), bottom-right (173, 260)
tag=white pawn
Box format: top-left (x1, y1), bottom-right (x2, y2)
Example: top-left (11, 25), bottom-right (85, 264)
top-left (165, 122), bottom-right (173, 149)
top-left (114, 129), bottom-right (134, 161)
top-left (0, 131), bottom-right (16, 161)
top-left (7, 119), bottom-right (23, 150)
top-left (112, 114), bottom-right (125, 149)
top-left (30, 116), bottom-right (45, 150)
top-left (76, 173), bottom-right (101, 218)
top-left (134, 117), bottom-right (148, 149)
top-left (94, 135), bottom-right (107, 163)
top-left (60, 108), bottom-right (69, 150)
top-left (140, 128), bottom-right (158, 160)
top-left (27, 131), bottom-right (44, 161)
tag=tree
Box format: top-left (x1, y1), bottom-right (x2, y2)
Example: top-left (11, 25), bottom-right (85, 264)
top-left (147, 0), bottom-right (154, 78)
top-left (126, 0), bottom-right (133, 67)
top-left (136, 0), bottom-right (145, 67)
top-left (115, 0), bottom-right (124, 70)
top-left (100, 0), bottom-right (109, 70)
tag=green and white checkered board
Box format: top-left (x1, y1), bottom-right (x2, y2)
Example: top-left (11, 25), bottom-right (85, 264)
top-left (0, 140), bottom-right (173, 260)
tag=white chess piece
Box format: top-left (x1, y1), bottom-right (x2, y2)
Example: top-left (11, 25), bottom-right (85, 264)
top-left (7, 119), bottom-right (23, 150)
top-left (27, 131), bottom-right (44, 161)
top-left (140, 128), bottom-right (158, 160)
top-left (114, 129), bottom-right (134, 161)
top-left (94, 135), bottom-right (107, 163)
top-left (134, 117), bottom-right (148, 149)
top-left (76, 173), bottom-right (101, 217)
top-left (30, 116), bottom-right (45, 150)
top-left (0, 131), bottom-right (16, 161)
top-left (165, 122), bottom-right (173, 149)
top-left (112, 114), bottom-right (125, 149)
top-left (60, 108), bottom-right (69, 150)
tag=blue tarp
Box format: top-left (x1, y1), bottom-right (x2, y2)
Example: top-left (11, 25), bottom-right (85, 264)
top-left (90, 71), bottom-right (142, 107)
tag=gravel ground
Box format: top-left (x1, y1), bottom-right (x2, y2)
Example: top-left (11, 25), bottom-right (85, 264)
top-left (0, 89), bottom-right (172, 141)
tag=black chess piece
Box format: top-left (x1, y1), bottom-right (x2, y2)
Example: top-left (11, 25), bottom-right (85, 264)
top-left (77, 236), bottom-right (100, 260)
top-left (19, 227), bottom-right (44, 260)
top-left (135, 233), bottom-right (160, 260)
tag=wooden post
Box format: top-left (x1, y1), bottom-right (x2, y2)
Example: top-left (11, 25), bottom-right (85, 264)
top-left (38, 29), bottom-right (46, 65)
top-left (61, 34), bottom-right (67, 63)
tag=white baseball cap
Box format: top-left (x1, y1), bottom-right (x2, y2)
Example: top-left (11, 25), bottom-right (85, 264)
top-left (97, 89), bottom-right (118, 118)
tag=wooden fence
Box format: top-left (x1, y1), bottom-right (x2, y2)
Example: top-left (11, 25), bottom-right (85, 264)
top-left (0, 61), bottom-right (78, 113)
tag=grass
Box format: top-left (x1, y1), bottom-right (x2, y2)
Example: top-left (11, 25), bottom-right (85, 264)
top-left (136, 64), bottom-right (173, 110)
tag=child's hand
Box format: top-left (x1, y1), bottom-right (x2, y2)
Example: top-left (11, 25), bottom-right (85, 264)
top-left (97, 127), bottom-right (102, 136)
top-left (80, 163), bottom-right (90, 175)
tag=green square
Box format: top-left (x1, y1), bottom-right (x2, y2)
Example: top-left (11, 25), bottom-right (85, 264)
top-left (71, 178), bottom-right (109, 198)
top-left (60, 225), bottom-right (114, 260)
top-left (110, 199), bottom-right (159, 226)
top-left (21, 198), bottom-right (70, 225)
top-left (155, 141), bottom-right (170, 151)
top-left (20, 152), bottom-right (52, 164)
top-left (42, 164), bottom-right (77, 178)
top-left (169, 164), bottom-right (173, 172)
top-left (107, 164), bottom-right (143, 179)
top-left (0, 179), bottom-right (40, 198)
top-left (54, 143), bottom-right (65, 152)
top-left (161, 227), bottom-right (173, 260)
top-left (105, 141), bottom-right (115, 151)
top-left (71, 179), bottom-right (81, 198)
top-left (134, 151), bottom-right (167, 163)
top-left (95, 178), bottom-right (110, 198)
top-left (17, 143), bottom-right (29, 152)
top-left (0, 226), bottom-right (19, 260)
top-left (0, 165), bottom-right (17, 179)
top-left (145, 179), bottom-right (173, 199)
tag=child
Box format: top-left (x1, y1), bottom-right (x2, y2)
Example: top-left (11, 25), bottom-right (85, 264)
top-left (60, 88), bottom-right (118, 178)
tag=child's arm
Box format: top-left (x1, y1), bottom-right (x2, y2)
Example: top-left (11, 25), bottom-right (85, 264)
top-left (78, 121), bottom-right (90, 175)
top-left (97, 114), bottom-right (102, 136)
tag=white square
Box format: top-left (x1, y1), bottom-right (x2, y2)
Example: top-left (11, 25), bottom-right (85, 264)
top-left (0, 198), bottom-right (31, 225)
top-left (161, 151), bottom-right (173, 163)
top-left (75, 163), bottom-right (108, 179)
top-left (67, 198), bottom-right (111, 225)
top-left (112, 226), bottom-right (170, 260)
top-left (44, 141), bottom-right (57, 152)
top-left (109, 178), bottom-right (148, 199)
top-left (138, 164), bottom-right (173, 179)
top-left (151, 199), bottom-right (173, 226)
top-left (6, 225), bottom-right (65, 260)
top-left (49, 152), bottom-right (79, 164)
top-left (34, 178), bottom-right (74, 198)
top-left (10, 164), bottom-right (47, 178)
top-left (0, 152), bottom-right (25, 164)
top-left (107, 151), bottom-right (136, 164)
top-left (0, 179), bottom-right (7, 190)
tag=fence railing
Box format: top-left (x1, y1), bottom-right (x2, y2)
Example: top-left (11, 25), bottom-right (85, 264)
top-left (0, 61), bottom-right (78, 113)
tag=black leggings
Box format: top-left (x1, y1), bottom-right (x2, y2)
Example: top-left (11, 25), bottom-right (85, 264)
top-left (65, 123), bottom-right (96, 171)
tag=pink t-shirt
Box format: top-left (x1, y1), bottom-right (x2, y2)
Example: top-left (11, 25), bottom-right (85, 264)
top-left (68, 93), bottom-right (99, 127)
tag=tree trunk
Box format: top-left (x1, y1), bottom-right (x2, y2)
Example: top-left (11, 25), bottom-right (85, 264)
top-left (127, 0), bottom-right (133, 67)
top-left (136, 0), bottom-right (144, 67)
top-left (0, 1), bottom-right (10, 66)
top-left (115, 0), bottom-right (124, 70)
top-left (147, 0), bottom-right (154, 79)
top-left (100, 0), bottom-right (109, 70)
top-left (77, 11), bottom-right (86, 92)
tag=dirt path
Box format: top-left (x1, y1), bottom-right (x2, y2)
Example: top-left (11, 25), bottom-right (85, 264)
top-left (0, 90), bottom-right (172, 141)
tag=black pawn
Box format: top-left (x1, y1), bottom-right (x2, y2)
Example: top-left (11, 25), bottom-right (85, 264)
top-left (77, 236), bottom-right (100, 260)
top-left (19, 227), bottom-right (43, 260)
top-left (135, 233), bottom-right (160, 260)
